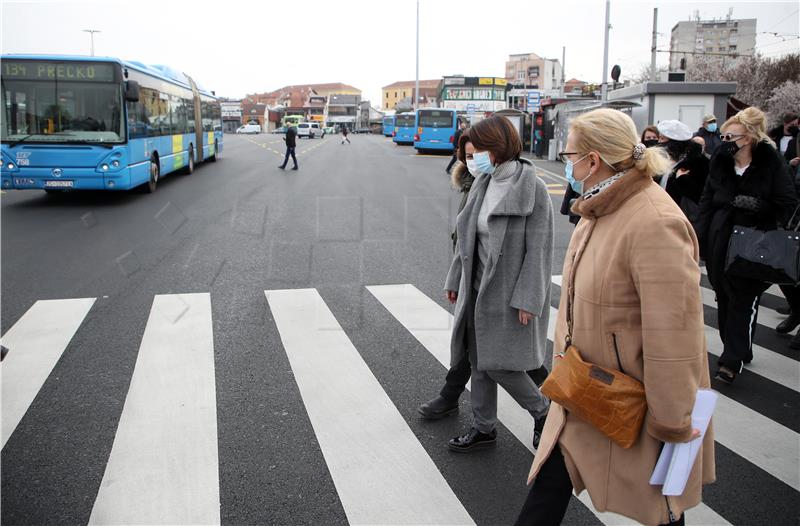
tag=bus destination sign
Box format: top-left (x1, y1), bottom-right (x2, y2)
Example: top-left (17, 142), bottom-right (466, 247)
top-left (2, 61), bottom-right (116, 82)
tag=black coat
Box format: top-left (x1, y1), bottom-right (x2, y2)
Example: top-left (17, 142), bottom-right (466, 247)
top-left (559, 184), bottom-right (581, 225)
top-left (696, 141), bottom-right (797, 288)
top-left (665, 142), bottom-right (710, 205)
top-left (285, 127), bottom-right (297, 148)
top-left (694, 127), bottom-right (722, 156)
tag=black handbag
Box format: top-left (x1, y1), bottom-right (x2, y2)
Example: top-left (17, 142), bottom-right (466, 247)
top-left (725, 208), bottom-right (800, 284)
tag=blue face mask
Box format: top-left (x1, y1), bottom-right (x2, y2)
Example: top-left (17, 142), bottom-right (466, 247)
top-left (473, 151), bottom-right (495, 175)
top-left (706, 123), bottom-right (717, 133)
top-left (565, 155), bottom-right (589, 194)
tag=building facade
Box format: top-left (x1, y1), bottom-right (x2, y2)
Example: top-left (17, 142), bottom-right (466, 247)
top-left (220, 101), bottom-right (243, 133)
top-left (327, 94), bottom-right (360, 130)
top-left (505, 53), bottom-right (563, 92)
top-left (670, 15), bottom-right (756, 71)
top-left (438, 76), bottom-right (508, 114)
top-left (382, 80), bottom-right (440, 110)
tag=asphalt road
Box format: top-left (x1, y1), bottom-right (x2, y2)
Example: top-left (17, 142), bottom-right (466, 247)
top-left (1, 133), bottom-right (798, 525)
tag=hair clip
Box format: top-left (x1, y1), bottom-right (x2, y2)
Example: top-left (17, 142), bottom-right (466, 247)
top-left (632, 143), bottom-right (646, 161)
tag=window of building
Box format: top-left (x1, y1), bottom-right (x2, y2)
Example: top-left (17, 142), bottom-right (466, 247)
top-left (394, 91), bottom-right (397, 97)
top-left (528, 66), bottom-right (540, 78)
top-left (517, 70), bottom-right (525, 80)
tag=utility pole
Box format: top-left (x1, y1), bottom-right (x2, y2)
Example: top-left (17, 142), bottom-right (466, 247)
top-left (83, 29), bottom-right (100, 56)
top-left (561, 46), bottom-right (566, 97)
top-left (414, 0), bottom-right (420, 111)
top-left (601, 0), bottom-right (610, 101)
top-left (650, 8), bottom-right (658, 82)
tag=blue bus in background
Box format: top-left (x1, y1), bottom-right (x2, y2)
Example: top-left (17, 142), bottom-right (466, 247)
top-left (414, 108), bottom-right (458, 153)
top-left (392, 112), bottom-right (416, 145)
top-left (382, 115), bottom-right (395, 137)
top-left (1, 54), bottom-right (223, 194)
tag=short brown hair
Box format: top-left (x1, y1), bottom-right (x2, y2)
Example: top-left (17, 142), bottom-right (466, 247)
top-left (456, 131), bottom-right (471, 164)
top-left (469, 116), bottom-right (522, 164)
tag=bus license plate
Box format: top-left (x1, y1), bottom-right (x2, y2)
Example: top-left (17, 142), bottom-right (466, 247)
top-left (430, 140), bottom-right (440, 143)
top-left (44, 180), bottom-right (74, 188)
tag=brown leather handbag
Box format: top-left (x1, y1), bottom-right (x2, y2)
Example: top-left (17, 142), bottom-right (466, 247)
top-left (541, 236), bottom-right (647, 449)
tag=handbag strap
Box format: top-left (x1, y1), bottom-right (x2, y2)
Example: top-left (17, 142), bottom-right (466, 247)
top-left (565, 220), bottom-right (597, 350)
top-left (788, 204), bottom-right (800, 232)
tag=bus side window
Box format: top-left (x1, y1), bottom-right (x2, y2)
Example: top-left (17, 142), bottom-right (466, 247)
top-left (185, 98), bottom-right (196, 134)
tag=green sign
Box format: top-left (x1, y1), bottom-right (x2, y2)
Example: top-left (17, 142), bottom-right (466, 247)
top-left (2, 61), bottom-right (116, 82)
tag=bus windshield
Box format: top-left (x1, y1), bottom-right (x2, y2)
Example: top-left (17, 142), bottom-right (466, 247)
top-left (2, 62), bottom-right (124, 144)
top-left (396, 114), bottom-right (415, 127)
top-left (418, 110), bottom-right (453, 128)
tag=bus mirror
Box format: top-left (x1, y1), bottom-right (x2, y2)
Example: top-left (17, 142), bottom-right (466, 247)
top-left (125, 80), bottom-right (140, 102)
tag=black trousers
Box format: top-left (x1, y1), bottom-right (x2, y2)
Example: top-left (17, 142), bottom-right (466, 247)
top-left (778, 284), bottom-right (800, 313)
top-left (514, 445), bottom-right (685, 526)
top-left (446, 154), bottom-right (458, 173)
top-left (281, 147), bottom-right (297, 168)
top-left (714, 276), bottom-right (768, 371)
top-left (439, 352), bottom-right (548, 401)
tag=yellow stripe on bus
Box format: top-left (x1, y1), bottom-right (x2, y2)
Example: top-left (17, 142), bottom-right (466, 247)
top-left (172, 135), bottom-right (183, 170)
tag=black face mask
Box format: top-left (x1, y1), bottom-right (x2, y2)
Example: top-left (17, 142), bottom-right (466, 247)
top-left (719, 140), bottom-right (741, 157)
top-left (643, 139), bottom-right (659, 148)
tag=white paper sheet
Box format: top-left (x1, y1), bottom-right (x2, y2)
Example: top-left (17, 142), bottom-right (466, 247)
top-left (650, 389), bottom-right (718, 496)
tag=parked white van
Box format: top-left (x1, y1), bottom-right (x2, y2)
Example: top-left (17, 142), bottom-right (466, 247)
top-left (236, 123), bottom-right (261, 134)
top-left (296, 122), bottom-right (324, 139)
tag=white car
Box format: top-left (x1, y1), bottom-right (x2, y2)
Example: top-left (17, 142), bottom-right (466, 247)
top-left (236, 123), bottom-right (261, 134)
top-left (296, 122), bottom-right (324, 139)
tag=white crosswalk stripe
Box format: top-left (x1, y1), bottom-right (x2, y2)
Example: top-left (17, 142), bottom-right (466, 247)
top-left (266, 288), bottom-right (474, 526)
top-left (89, 293), bottom-right (220, 525)
top-left (1, 298), bottom-right (96, 449)
top-left (2, 280), bottom-right (798, 525)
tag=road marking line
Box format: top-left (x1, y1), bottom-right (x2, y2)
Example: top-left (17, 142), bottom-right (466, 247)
top-left (266, 288), bottom-right (474, 526)
top-left (1, 298), bottom-right (96, 448)
top-left (549, 276), bottom-right (798, 490)
top-left (89, 293), bottom-right (220, 525)
top-left (367, 284), bottom-right (731, 526)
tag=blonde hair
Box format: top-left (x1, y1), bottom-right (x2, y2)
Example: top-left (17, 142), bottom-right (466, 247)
top-left (721, 107), bottom-right (775, 147)
top-left (570, 108), bottom-right (670, 178)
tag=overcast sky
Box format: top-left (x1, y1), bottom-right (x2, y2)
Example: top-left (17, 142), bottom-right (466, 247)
top-left (2, 0), bottom-right (798, 105)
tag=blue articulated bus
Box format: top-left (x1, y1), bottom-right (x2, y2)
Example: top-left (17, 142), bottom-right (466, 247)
top-left (392, 112), bottom-right (416, 145)
top-left (382, 115), bottom-right (395, 137)
top-left (414, 108), bottom-right (457, 153)
top-left (1, 54), bottom-right (223, 194)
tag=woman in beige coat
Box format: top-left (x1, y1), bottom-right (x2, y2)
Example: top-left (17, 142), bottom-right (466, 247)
top-left (515, 109), bottom-right (715, 526)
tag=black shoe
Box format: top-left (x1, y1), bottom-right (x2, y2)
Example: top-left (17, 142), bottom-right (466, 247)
top-left (418, 395), bottom-right (459, 420)
top-left (714, 367), bottom-right (737, 385)
top-left (291, 166), bottom-right (298, 170)
top-left (533, 413), bottom-right (548, 449)
top-left (777, 305), bottom-right (792, 316)
top-left (448, 428), bottom-right (497, 453)
top-left (791, 331), bottom-right (800, 350)
top-left (0, 345), bottom-right (8, 361)
top-left (776, 314), bottom-right (800, 334)
top-left (278, 165), bottom-right (285, 170)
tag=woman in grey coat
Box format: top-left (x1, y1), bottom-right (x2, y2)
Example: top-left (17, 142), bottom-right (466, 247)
top-left (444, 116), bottom-right (554, 452)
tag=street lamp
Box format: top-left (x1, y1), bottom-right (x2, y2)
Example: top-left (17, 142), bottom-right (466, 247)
top-left (414, 0), bottom-right (419, 112)
top-left (83, 29), bottom-right (101, 57)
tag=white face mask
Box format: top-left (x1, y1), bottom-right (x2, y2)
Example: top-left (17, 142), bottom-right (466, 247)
top-left (466, 159), bottom-right (479, 174)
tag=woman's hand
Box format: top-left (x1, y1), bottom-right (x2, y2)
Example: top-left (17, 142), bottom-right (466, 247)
top-left (676, 167), bottom-right (690, 178)
top-left (518, 309), bottom-right (534, 325)
top-left (790, 157), bottom-right (800, 168)
top-left (446, 291), bottom-right (458, 304)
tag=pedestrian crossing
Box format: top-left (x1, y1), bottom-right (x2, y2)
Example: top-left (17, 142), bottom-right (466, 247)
top-left (2, 277), bottom-right (798, 525)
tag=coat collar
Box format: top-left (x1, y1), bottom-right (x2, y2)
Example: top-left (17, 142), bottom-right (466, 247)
top-left (471, 158), bottom-right (538, 217)
top-left (571, 168), bottom-right (653, 218)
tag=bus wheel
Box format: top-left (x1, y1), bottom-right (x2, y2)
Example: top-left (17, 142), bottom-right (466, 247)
top-left (145, 158), bottom-right (159, 193)
top-left (184, 146), bottom-right (195, 175)
top-left (210, 140), bottom-right (219, 162)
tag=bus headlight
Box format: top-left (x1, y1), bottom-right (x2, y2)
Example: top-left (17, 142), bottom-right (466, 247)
top-left (6, 163), bottom-right (14, 170)
top-left (111, 160), bottom-right (120, 168)
top-left (101, 164), bottom-right (109, 171)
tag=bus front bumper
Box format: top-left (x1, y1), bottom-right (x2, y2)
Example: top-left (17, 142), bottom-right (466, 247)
top-left (1, 167), bottom-right (132, 191)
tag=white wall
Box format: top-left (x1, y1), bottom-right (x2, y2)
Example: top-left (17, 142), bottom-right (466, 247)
top-left (652, 94), bottom-right (715, 128)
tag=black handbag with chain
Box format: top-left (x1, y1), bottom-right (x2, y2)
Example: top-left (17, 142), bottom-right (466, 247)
top-left (725, 206), bottom-right (800, 284)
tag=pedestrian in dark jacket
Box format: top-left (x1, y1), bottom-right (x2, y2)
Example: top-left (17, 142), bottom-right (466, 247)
top-left (694, 114), bottom-right (722, 157)
top-left (341, 125), bottom-right (351, 144)
top-left (446, 121), bottom-right (467, 174)
top-left (695, 107), bottom-right (797, 384)
top-left (559, 185), bottom-right (581, 225)
top-left (768, 112), bottom-right (798, 160)
top-left (279, 126), bottom-right (298, 170)
top-left (419, 130), bottom-right (549, 424)
top-left (665, 140), bottom-right (710, 233)
top-left (775, 133), bottom-right (800, 349)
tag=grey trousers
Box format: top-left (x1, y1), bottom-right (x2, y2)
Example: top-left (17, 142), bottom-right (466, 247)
top-left (466, 291), bottom-right (550, 434)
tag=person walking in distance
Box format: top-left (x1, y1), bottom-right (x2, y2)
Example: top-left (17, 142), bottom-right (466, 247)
top-left (279, 125), bottom-right (298, 170)
top-left (341, 125), bottom-right (351, 145)
top-left (446, 120), bottom-right (467, 174)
